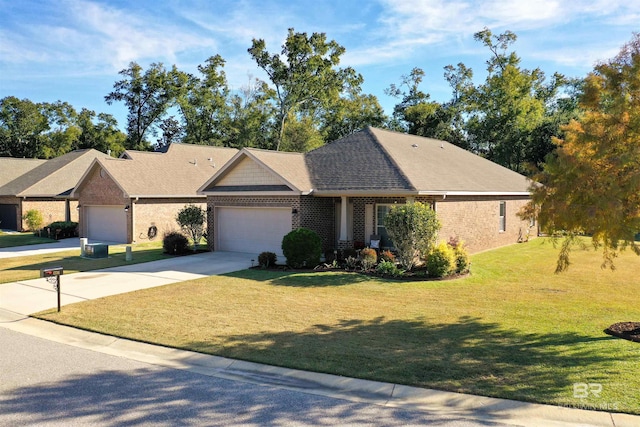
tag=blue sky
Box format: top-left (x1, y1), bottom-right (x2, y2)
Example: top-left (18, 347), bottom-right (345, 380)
top-left (1, 0), bottom-right (638, 129)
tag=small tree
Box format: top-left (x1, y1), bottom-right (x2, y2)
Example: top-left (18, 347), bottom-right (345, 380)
top-left (176, 205), bottom-right (206, 252)
top-left (384, 202), bottom-right (441, 271)
top-left (22, 209), bottom-right (43, 233)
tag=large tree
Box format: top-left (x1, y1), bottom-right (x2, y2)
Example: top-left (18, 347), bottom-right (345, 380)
top-left (105, 62), bottom-right (173, 150)
top-left (527, 33), bottom-right (640, 272)
top-left (173, 55), bottom-right (231, 146)
top-left (248, 28), bottom-right (362, 151)
top-left (0, 96), bottom-right (48, 158)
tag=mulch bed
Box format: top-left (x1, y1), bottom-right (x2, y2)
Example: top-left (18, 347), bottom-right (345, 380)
top-left (605, 322), bottom-right (640, 343)
top-left (250, 265), bottom-right (470, 281)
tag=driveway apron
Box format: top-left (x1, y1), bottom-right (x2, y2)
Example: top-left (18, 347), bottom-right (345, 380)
top-left (0, 251), bottom-right (253, 316)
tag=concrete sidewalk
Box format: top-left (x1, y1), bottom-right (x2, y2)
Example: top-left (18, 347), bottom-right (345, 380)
top-left (0, 246), bottom-right (637, 427)
top-left (0, 237), bottom-right (82, 258)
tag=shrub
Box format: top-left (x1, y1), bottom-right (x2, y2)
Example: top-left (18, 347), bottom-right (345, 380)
top-left (163, 231), bottom-right (189, 255)
top-left (376, 260), bottom-right (405, 277)
top-left (258, 251), bottom-right (277, 268)
top-left (281, 227), bottom-right (322, 268)
top-left (345, 256), bottom-right (358, 270)
top-left (425, 242), bottom-right (456, 278)
top-left (176, 204), bottom-right (206, 251)
top-left (379, 249), bottom-right (396, 263)
top-left (447, 238), bottom-right (470, 274)
top-left (23, 209), bottom-right (43, 232)
top-left (47, 221), bottom-right (78, 239)
top-left (360, 247), bottom-right (377, 271)
top-left (384, 202), bottom-right (441, 271)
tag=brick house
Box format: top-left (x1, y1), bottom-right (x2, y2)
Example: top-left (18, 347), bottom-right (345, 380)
top-left (0, 150), bottom-right (106, 231)
top-left (199, 127), bottom-right (536, 256)
top-left (71, 144), bottom-right (237, 243)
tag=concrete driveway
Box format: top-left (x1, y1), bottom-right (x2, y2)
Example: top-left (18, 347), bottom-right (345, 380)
top-left (0, 250), bottom-right (254, 316)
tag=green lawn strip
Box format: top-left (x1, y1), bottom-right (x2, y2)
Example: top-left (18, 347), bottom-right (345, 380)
top-left (34, 238), bottom-right (640, 414)
top-left (0, 242), bottom-right (168, 284)
top-left (0, 232), bottom-right (57, 248)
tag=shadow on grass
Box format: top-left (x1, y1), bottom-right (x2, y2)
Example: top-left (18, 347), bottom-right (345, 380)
top-left (0, 248), bottom-right (169, 283)
top-left (187, 316), bottom-right (622, 405)
top-left (225, 269), bottom-right (373, 287)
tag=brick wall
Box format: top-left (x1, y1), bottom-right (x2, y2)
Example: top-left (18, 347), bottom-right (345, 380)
top-left (206, 195), bottom-right (301, 251)
top-left (300, 196), bottom-right (335, 250)
top-left (133, 199), bottom-right (205, 243)
top-left (435, 196), bottom-right (535, 253)
top-left (21, 199), bottom-right (69, 230)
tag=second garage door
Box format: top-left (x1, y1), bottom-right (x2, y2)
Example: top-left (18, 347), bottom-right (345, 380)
top-left (86, 205), bottom-right (127, 243)
top-left (216, 207), bottom-right (291, 255)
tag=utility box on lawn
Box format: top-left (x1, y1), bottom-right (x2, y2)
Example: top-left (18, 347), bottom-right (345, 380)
top-left (84, 243), bottom-right (109, 259)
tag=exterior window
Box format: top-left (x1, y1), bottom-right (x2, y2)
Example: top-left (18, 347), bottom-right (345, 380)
top-left (499, 201), bottom-right (506, 232)
top-left (376, 204), bottom-right (394, 248)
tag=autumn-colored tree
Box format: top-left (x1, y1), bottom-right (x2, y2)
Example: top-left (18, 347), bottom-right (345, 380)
top-left (526, 34), bottom-right (640, 271)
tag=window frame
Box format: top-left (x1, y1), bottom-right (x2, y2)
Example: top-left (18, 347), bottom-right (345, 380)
top-left (499, 201), bottom-right (506, 232)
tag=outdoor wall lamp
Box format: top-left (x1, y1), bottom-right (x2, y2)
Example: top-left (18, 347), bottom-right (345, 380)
top-left (292, 208), bottom-right (298, 214)
top-left (76, 204), bottom-right (81, 210)
top-left (124, 205), bottom-right (130, 212)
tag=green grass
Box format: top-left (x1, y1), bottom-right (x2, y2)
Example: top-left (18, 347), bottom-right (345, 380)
top-left (35, 238), bottom-right (640, 414)
top-left (0, 232), bottom-right (57, 248)
top-left (0, 241), bottom-right (169, 284)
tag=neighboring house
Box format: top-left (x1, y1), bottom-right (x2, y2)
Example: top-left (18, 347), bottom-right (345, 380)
top-left (0, 150), bottom-right (106, 231)
top-left (199, 127), bottom-right (536, 256)
top-left (71, 143), bottom-right (237, 243)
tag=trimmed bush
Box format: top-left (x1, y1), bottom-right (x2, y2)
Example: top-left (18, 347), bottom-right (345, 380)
top-left (46, 221), bottom-right (78, 239)
top-left (281, 227), bottom-right (322, 268)
top-left (163, 231), bottom-right (189, 255)
top-left (425, 242), bottom-right (456, 278)
top-left (23, 209), bottom-right (43, 232)
top-left (360, 247), bottom-right (377, 271)
top-left (258, 251), bottom-right (277, 268)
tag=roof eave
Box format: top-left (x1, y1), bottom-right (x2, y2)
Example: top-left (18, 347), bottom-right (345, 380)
top-left (200, 190), bottom-right (307, 197)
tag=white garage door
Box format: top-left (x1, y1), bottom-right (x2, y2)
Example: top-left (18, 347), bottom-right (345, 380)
top-left (86, 205), bottom-right (127, 243)
top-left (216, 207), bottom-right (291, 255)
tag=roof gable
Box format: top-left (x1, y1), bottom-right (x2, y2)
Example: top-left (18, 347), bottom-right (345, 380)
top-left (199, 148), bottom-right (311, 194)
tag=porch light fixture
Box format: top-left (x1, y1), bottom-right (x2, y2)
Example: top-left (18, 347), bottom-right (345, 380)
top-left (76, 204), bottom-right (81, 210)
top-left (292, 208), bottom-right (298, 214)
top-left (124, 205), bottom-right (130, 212)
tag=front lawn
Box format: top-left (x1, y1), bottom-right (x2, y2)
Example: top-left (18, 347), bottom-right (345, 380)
top-left (0, 241), bottom-right (168, 284)
top-left (35, 238), bottom-right (640, 414)
top-left (0, 232), bottom-right (57, 248)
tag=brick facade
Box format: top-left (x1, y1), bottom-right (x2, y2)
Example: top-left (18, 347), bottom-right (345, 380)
top-left (435, 196), bottom-right (535, 253)
top-left (0, 196), bottom-right (76, 231)
top-left (133, 198), bottom-right (205, 243)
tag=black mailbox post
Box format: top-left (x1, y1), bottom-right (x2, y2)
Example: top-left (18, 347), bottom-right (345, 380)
top-left (41, 267), bottom-right (63, 312)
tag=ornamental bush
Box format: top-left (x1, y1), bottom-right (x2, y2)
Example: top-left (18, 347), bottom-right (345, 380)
top-left (376, 260), bottom-right (405, 277)
top-left (384, 202), bottom-right (440, 271)
top-left (23, 209), bottom-right (43, 232)
top-left (163, 231), bottom-right (189, 255)
top-left (258, 251), bottom-right (277, 268)
top-left (47, 221), bottom-right (78, 239)
top-left (425, 242), bottom-right (456, 278)
top-left (176, 204), bottom-right (206, 251)
top-left (281, 227), bottom-right (322, 268)
top-left (360, 247), bottom-right (377, 271)
top-left (447, 237), bottom-right (470, 274)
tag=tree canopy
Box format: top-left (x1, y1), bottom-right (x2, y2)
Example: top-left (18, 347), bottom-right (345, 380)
top-left (526, 33), bottom-right (640, 272)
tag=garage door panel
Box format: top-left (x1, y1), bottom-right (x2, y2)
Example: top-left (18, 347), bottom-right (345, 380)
top-left (86, 206), bottom-right (127, 243)
top-left (216, 207), bottom-right (290, 255)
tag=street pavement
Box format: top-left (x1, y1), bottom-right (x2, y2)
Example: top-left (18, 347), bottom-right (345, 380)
top-left (1, 241), bottom-right (638, 426)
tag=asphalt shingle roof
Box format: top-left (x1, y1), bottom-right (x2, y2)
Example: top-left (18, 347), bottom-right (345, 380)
top-left (76, 144), bottom-right (238, 197)
top-left (0, 149), bottom-right (107, 197)
top-left (0, 158), bottom-right (47, 188)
